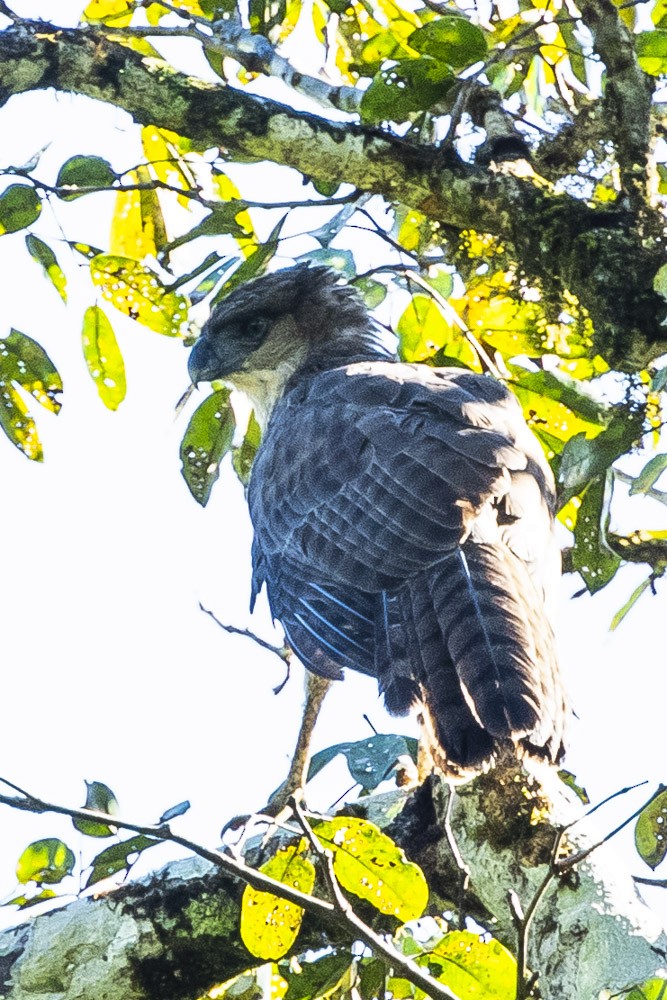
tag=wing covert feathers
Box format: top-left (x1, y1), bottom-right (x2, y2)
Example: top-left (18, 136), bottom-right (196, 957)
top-left (249, 361), bottom-right (568, 774)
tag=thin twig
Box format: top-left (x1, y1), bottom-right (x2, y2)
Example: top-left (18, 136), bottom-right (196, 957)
top-left (0, 786), bottom-right (336, 918)
top-left (442, 786), bottom-right (470, 929)
top-left (199, 603), bottom-right (291, 670)
top-left (290, 798), bottom-right (462, 1000)
top-left (0, 781), bottom-right (462, 1000)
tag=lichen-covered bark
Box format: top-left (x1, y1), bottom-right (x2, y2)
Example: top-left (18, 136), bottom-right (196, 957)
top-left (1, 774), bottom-right (665, 1000)
top-left (0, 24), bottom-right (665, 369)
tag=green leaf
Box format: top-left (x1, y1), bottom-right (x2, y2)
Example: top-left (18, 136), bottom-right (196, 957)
top-left (86, 835), bottom-right (160, 888)
top-left (0, 185), bottom-right (41, 235)
top-left (397, 294), bottom-right (479, 369)
top-left (355, 277), bottom-right (387, 309)
top-left (345, 734), bottom-right (418, 790)
top-left (360, 58), bottom-right (454, 124)
top-left (627, 978), bottom-right (667, 1000)
top-left (571, 474), bottom-right (621, 593)
top-left (409, 17), bottom-right (487, 69)
top-left (0, 330), bottom-right (62, 460)
top-left (636, 30), bottom-right (667, 76)
top-left (56, 155), bottom-right (116, 198)
top-left (73, 780), bottom-right (119, 837)
top-left (232, 410), bottom-right (261, 487)
top-left (90, 255), bottom-right (188, 336)
top-left (0, 330), bottom-right (63, 413)
top-left (420, 931), bottom-right (516, 1000)
top-left (241, 840), bottom-right (316, 960)
top-left (25, 235), bottom-right (68, 303)
top-left (312, 817), bottom-right (428, 921)
top-left (210, 216), bottom-right (285, 307)
top-left (557, 770), bottom-right (590, 804)
top-left (307, 734), bottom-right (418, 788)
top-left (610, 574), bottom-right (654, 631)
top-left (81, 306), bottom-right (127, 411)
top-left (282, 951), bottom-right (354, 1000)
top-left (558, 408), bottom-right (645, 499)
top-left (629, 453), bottom-right (667, 495)
top-left (635, 787), bottom-right (667, 870)
top-left (180, 388), bottom-right (235, 505)
top-left (357, 957), bottom-right (387, 1000)
top-left (158, 799), bottom-right (191, 823)
top-left (16, 839), bottom-right (75, 885)
top-left (653, 367), bottom-right (667, 393)
top-left (297, 248), bottom-right (356, 277)
top-left (5, 888), bottom-right (58, 910)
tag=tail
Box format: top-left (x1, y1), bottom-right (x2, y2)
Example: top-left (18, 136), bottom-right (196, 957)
top-left (377, 542), bottom-right (567, 774)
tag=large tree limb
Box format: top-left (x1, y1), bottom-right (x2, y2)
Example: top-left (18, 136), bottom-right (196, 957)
top-left (0, 24), bottom-right (665, 367)
top-left (578, 0), bottom-right (654, 204)
top-left (1, 769), bottom-right (666, 1000)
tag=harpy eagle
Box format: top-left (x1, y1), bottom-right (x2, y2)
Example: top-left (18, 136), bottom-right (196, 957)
top-left (188, 265), bottom-right (568, 776)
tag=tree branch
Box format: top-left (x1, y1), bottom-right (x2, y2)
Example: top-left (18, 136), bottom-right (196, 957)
top-left (577, 0), bottom-right (653, 204)
top-left (0, 24), bottom-right (663, 368)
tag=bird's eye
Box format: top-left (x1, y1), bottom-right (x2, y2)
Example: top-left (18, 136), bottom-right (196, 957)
top-left (243, 315), bottom-right (268, 341)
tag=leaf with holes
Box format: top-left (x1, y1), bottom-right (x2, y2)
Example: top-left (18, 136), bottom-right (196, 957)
top-left (56, 155), bottom-right (117, 197)
top-left (0, 185), bottom-right (41, 234)
top-left (0, 330), bottom-right (62, 413)
top-left (73, 780), bottom-right (119, 838)
top-left (82, 306), bottom-right (127, 411)
top-left (90, 255), bottom-right (188, 336)
top-left (86, 835), bottom-right (160, 888)
top-left (572, 474), bottom-right (621, 593)
top-left (25, 235), bottom-right (67, 302)
top-left (635, 787), bottom-right (667, 870)
top-left (110, 166), bottom-right (167, 259)
top-left (307, 734), bottom-right (418, 789)
top-left (0, 331), bottom-right (62, 459)
top-left (180, 389), bottom-right (235, 505)
top-left (409, 16), bottom-right (487, 69)
top-left (312, 817), bottom-right (427, 921)
top-left (419, 931), bottom-right (516, 1000)
top-left (360, 57), bottom-right (454, 124)
top-left (241, 840), bottom-right (315, 960)
top-left (0, 380), bottom-right (42, 460)
top-left (16, 839), bottom-right (75, 886)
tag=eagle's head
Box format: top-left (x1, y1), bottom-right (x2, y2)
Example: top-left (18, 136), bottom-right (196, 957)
top-left (187, 264), bottom-right (385, 424)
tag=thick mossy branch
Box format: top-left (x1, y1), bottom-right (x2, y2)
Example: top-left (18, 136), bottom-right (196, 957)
top-left (0, 24), bottom-right (665, 366)
top-left (578, 0), bottom-right (654, 204)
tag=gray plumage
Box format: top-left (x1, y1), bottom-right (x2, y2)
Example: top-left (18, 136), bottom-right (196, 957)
top-left (188, 264), bottom-right (568, 774)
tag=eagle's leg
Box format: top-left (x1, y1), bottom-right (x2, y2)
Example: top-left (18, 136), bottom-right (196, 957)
top-left (266, 672), bottom-right (332, 814)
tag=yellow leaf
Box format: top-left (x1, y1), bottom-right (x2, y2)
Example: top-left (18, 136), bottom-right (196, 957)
top-left (240, 841), bottom-right (315, 961)
top-left (91, 255), bottom-right (188, 336)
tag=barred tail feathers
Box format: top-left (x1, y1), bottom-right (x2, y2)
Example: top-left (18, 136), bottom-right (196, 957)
top-left (425, 543), bottom-right (564, 762)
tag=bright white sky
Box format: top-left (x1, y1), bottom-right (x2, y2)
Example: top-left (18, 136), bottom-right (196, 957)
top-left (0, 0), bottom-right (666, 933)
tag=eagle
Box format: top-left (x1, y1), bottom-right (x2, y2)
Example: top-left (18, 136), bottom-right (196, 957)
top-left (188, 264), bottom-right (567, 777)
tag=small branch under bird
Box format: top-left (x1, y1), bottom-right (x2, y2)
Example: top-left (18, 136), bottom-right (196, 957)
top-left (188, 264), bottom-right (568, 780)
